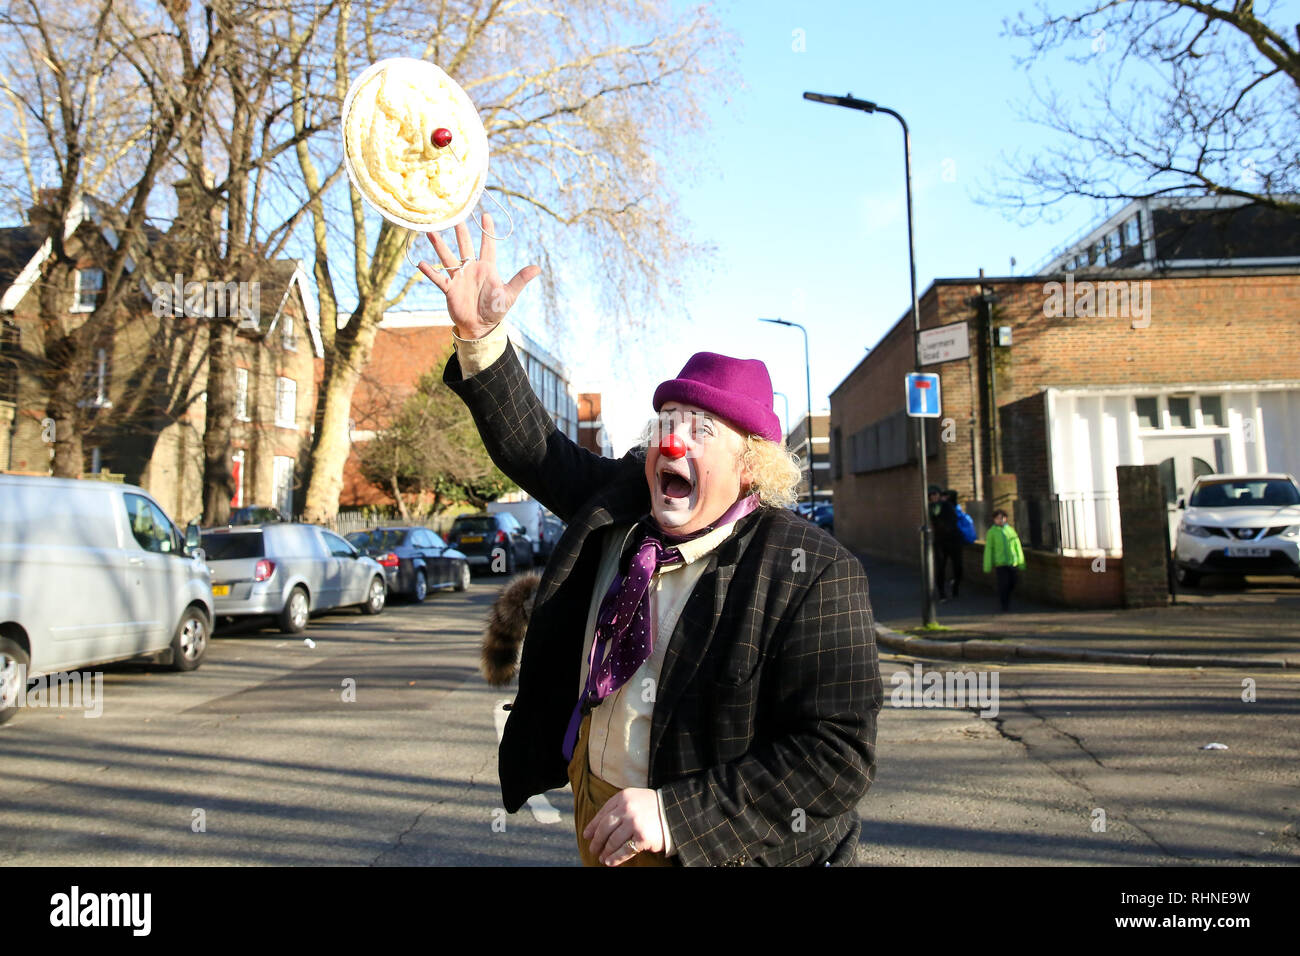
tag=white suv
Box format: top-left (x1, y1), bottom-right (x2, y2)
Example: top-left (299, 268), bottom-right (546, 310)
top-left (1174, 474), bottom-right (1300, 587)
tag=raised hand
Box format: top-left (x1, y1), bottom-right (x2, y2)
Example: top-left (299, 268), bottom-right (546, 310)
top-left (417, 213), bottom-right (540, 340)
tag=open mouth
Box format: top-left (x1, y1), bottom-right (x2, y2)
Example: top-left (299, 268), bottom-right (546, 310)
top-left (658, 465), bottom-right (695, 500)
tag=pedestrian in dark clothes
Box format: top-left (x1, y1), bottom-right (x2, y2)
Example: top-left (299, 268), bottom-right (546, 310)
top-left (929, 486), bottom-right (962, 600)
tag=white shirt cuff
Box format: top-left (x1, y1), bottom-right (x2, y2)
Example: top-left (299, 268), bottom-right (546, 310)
top-left (452, 321), bottom-right (509, 377)
top-left (656, 789), bottom-right (676, 857)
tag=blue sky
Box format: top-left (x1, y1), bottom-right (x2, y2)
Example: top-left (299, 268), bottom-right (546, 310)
top-left (521, 0), bottom-right (1118, 451)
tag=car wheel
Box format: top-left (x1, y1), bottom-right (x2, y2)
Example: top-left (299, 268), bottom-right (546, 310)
top-left (167, 606), bottom-right (209, 672)
top-left (361, 576), bottom-right (386, 615)
top-left (1175, 566), bottom-right (1200, 588)
top-left (0, 637), bottom-right (31, 726)
top-left (412, 570), bottom-right (427, 604)
top-left (454, 561), bottom-right (470, 592)
top-left (279, 586), bottom-right (310, 634)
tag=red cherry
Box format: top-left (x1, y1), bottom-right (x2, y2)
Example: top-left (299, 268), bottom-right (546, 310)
top-left (432, 127), bottom-right (453, 148)
top-left (660, 434), bottom-right (687, 460)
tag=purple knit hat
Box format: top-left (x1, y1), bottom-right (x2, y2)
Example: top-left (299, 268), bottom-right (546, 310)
top-left (652, 352), bottom-right (782, 443)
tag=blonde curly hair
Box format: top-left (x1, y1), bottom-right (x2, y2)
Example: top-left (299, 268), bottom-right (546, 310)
top-left (738, 435), bottom-right (804, 508)
top-left (640, 416), bottom-right (804, 508)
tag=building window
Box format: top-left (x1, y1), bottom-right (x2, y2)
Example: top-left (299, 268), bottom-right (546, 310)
top-left (282, 313), bottom-right (297, 351)
top-left (80, 348), bottom-right (111, 409)
top-left (72, 268), bottom-right (104, 312)
top-left (1122, 214), bottom-right (1141, 251)
top-left (1103, 231), bottom-right (1120, 264)
top-left (235, 368), bottom-right (250, 421)
top-left (275, 376), bottom-right (297, 427)
top-left (1200, 395), bottom-right (1223, 428)
top-left (1168, 396), bottom-right (1192, 428)
top-left (1135, 397), bottom-right (1159, 429)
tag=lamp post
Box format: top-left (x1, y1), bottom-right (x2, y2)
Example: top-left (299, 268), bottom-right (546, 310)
top-left (772, 390), bottom-right (791, 444)
top-left (803, 90), bottom-right (937, 625)
top-left (759, 318), bottom-right (815, 512)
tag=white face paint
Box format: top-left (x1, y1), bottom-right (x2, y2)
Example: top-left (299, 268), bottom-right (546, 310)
top-left (643, 403), bottom-right (748, 535)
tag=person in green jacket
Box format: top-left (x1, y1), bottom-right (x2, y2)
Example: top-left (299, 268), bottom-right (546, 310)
top-left (982, 509), bottom-right (1026, 612)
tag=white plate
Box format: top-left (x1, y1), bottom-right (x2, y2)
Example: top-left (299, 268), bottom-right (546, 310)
top-left (341, 57), bottom-right (489, 232)
top-left (1224, 547), bottom-right (1270, 557)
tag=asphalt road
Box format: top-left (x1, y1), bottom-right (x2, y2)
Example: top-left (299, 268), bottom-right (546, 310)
top-left (1, 578), bottom-right (1296, 866)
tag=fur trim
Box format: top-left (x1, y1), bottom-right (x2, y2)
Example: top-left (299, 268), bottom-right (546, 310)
top-left (481, 571), bottom-right (542, 686)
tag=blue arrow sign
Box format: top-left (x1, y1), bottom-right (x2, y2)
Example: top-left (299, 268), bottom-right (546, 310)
top-left (906, 373), bottom-right (941, 418)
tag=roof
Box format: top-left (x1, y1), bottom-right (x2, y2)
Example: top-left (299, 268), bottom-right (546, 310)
top-left (0, 225), bottom-right (44, 295)
top-left (0, 196), bottom-right (324, 358)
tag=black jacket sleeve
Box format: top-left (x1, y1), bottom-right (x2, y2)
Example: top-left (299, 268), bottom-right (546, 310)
top-left (443, 339), bottom-right (642, 523)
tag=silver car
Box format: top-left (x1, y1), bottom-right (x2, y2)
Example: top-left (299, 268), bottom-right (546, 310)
top-left (200, 524), bottom-right (387, 632)
top-left (0, 475), bottom-right (213, 724)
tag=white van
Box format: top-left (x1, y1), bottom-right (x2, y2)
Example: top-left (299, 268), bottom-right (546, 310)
top-left (0, 475), bottom-right (214, 724)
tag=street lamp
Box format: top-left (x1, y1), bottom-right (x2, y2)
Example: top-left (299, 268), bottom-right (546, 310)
top-left (758, 317), bottom-right (814, 512)
top-left (803, 90), bottom-right (937, 625)
top-left (772, 390), bottom-right (791, 443)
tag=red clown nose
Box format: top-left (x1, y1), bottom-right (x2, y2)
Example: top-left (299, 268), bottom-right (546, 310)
top-left (659, 434), bottom-right (687, 460)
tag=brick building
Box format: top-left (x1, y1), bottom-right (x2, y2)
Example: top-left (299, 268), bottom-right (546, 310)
top-left (341, 310), bottom-right (581, 509)
top-left (830, 197), bottom-right (1300, 606)
top-left (0, 194), bottom-right (323, 521)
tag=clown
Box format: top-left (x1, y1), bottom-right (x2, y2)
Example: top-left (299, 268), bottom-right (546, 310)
top-left (420, 219), bottom-right (881, 866)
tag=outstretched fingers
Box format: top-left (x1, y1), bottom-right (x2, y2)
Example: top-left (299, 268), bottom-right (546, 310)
top-left (479, 212), bottom-right (497, 263)
top-left (505, 264), bottom-right (541, 302)
top-left (426, 230), bottom-right (459, 270)
top-left (417, 259), bottom-right (449, 293)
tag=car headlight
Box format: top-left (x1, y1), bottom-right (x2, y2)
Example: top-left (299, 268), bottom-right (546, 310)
top-left (1282, 525), bottom-right (1300, 538)
top-left (1179, 522), bottom-right (1212, 537)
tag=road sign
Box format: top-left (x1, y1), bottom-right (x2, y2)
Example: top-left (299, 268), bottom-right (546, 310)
top-left (919, 321), bottom-right (970, 365)
top-left (906, 373), bottom-right (941, 418)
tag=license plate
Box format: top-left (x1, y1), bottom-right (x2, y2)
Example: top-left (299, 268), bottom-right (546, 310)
top-left (460, 535), bottom-right (483, 544)
top-left (212, 584), bottom-right (230, 596)
top-left (1225, 547), bottom-right (1269, 558)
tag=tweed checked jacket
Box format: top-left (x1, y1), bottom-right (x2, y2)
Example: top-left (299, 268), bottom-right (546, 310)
top-left (445, 341), bottom-right (882, 867)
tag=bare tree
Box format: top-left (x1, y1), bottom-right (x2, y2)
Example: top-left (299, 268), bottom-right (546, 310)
top-left (0, 0), bottom-right (223, 476)
top-left (997, 0), bottom-right (1300, 217)
top-left (288, 0), bottom-right (729, 522)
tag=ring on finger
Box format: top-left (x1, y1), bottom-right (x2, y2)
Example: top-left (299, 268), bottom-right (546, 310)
top-left (625, 838), bottom-right (639, 854)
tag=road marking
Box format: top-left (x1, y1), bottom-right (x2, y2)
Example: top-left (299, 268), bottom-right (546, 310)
top-left (494, 699), bottom-right (561, 824)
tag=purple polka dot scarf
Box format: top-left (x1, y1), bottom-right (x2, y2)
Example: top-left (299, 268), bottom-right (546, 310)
top-left (561, 493), bottom-right (760, 761)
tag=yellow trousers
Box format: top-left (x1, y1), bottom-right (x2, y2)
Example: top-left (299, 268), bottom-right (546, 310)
top-left (567, 714), bottom-right (673, 867)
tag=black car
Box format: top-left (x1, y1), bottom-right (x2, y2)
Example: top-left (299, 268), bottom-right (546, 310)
top-left (447, 512), bottom-right (534, 574)
top-left (345, 526), bottom-right (470, 601)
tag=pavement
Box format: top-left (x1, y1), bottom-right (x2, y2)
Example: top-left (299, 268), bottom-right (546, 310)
top-left (856, 554), bottom-right (1300, 669)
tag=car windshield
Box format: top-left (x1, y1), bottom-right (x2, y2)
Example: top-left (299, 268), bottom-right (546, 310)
top-left (1189, 479), bottom-right (1300, 508)
top-left (452, 517), bottom-right (497, 533)
top-left (200, 531), bottom-right (265, 560)
top-left (348, 529), bottom-right (406, 551)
